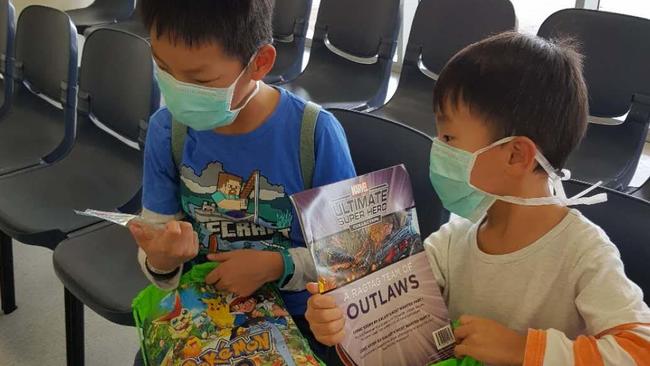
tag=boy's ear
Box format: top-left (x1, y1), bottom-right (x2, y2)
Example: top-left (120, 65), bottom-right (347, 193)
top-left (249, 44), bottom-right (276, 81)
top-left (507, 137), bottom-right (538, 175)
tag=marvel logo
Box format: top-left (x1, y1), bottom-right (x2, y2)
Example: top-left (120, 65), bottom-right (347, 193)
top-left (351, 182), bottom-right (369, 195)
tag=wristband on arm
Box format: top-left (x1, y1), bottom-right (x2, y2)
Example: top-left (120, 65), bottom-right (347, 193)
top-left (277, 249), bottom-right (295, 287)
top-left (145, 257), bottom-right (180, 280)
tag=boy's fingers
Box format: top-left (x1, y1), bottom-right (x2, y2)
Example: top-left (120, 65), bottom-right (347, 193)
top-left (128, 222), bottom-right (156, 242)
top-left (205, 268), bottom-right (222, 285)
top-left (458, 314), bottom-right (476, 325)
top-left (310, 318), bottom-right (345, 336)
top-left (207, 252), bottom-right (232, 262)
top-left (306, 282), bottom-right (319, 295)
top-left (306, 307), bottom-right (343, 324)
top-left (308, 294), bottom-right (338, 309)
top-left (453, 325), bottom-right (471, 341)
top-left (164, 220), bottom-right (182, 235)
top-left (454, 344), bottom-right (471, 359)
top-left (317, 330), bottom-right (345, 347)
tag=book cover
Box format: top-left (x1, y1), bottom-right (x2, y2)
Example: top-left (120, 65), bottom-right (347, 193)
top-left (290, 165), bottom-right (455, 365)
top-left (133, 262), bottom-right (323, 366)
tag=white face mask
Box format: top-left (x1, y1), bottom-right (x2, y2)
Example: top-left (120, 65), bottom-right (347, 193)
top-left (429, 136), bottom-right (608, 222)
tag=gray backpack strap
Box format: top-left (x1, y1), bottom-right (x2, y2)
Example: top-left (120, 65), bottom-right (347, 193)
top-left (171, 118), bottom-right (187, 171)
top-left (300, 101), bottom-right (320, 190)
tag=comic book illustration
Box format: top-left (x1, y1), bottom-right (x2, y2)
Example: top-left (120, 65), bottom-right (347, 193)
top-left (133, 262), bottom-right (323, 366)
top-left (290, 165), bottom-right (455, 366)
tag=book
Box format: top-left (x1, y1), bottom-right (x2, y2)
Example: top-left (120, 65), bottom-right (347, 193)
top-left (290, 165), bottom-right (455, 366)
top-left (133, 262), bottom-right (323, 366)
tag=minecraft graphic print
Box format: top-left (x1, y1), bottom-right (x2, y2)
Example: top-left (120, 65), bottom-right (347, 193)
top-left (179, 161), bottom-right (295, 259)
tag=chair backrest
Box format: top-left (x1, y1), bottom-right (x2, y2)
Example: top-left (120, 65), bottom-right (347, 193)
top-left (78, 28), bottom-right (159, 145)
top-left (538, 9), bottom-right (650, 118)
top-left (405, 0), bottom-right (516, 76)
top-left (330, 109), bottom-right (449, 237)
top-left (88, 0), bottom-right (135, 18)
top-left (313, 0), bottom-right (401, 60)
top-left (565, 180), bottom-right (650, 300)
top-left (0, 0), bottom-right (15, 77)
top-left (273, 0), bottom-right (312, 39)
top-left (14, 6), bottom-right (77, 108)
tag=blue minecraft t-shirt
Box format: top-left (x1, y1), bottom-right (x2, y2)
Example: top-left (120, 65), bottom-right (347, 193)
top-left (142, 87), bottom-right (356, 315)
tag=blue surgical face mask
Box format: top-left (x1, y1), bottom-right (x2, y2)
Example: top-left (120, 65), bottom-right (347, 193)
top-left (428, 137), bottom-right (607, 222)
top-left (155, 57), bottom-right (260, 131)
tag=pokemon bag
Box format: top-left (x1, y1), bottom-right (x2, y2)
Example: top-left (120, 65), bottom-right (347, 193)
top-left (133, 262), bottom-right (323, 366)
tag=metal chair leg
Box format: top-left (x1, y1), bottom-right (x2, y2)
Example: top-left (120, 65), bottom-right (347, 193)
top-left (64, 288), bottom-right (84, 366)
top-left (0, 231), bottom-right (16, 314)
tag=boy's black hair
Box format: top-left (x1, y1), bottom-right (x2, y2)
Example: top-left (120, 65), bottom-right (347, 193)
top-left (433, 31), bottom-right (588, 170)
top-left (141, 0), bottom-right (274, 65)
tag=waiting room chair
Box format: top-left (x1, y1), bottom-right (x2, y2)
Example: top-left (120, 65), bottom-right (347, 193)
top-left (279, 0), bottom-right (401, 110)
top-left (370, 0), bottom-right (516, 136)
top-left (538, 9), bottom-right (650, 191)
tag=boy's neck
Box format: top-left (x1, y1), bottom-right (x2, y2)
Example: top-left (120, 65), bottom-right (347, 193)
top-left (477, 178), bottom-right (570, 255)
top-left (214, 83), bottom-right (280, 135)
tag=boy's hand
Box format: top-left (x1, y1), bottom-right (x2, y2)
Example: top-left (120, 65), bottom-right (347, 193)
top-left (128, 220), bottom-right (199, 272)
top-left (205, 250), bottom-right (283, 297)
top-left (454, 315), bottom-right (527, 366)
top-left (305, 283), bottom-right (345, 346)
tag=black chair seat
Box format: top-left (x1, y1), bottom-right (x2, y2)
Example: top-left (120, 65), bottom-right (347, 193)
top-left (265, 41), bottom-right (303, 84)
top-left (87, 19), bottom-right (148, 40)
top-left (53, 222), bottom-right (148, 326)
top-left (565, 121), bottom-right (647, 190)
top-left (632, 178), bottom-right (650, 202)
top-left (67, 8), bottom-right (120, 31)
top-left (0, 121), bottom-right (141, 246)
top-left (330, 108), bottom-right (448, 237)
top-left (0, 88), bottom-right (66, 175)
top-left (281, 50), bottom-right (388, 110)
top-left (370, 66), bottom-right (436, 135)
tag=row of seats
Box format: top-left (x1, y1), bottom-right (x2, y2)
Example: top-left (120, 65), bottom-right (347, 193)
top-left (0, 1), bottom-right (648, 365)
top-left (63, 0), bottom-right (650, 195)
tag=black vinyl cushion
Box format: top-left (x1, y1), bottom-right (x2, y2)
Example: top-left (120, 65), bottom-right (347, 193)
top-left (371, 66), bottom-right (436, 135)
top-left (67, 0), bottom-right (134, 31)
top-left (371, 0), bottom-right (514, 135)
top-left (0, 88), bottom-right (65, 175)
top-left (314, 0), bottom-right (400, 58)
top-left (281, 47), bottom-right (390, 109)
top-left (0, 120), bottom-right (142, 245)
top-left (539, 9), bottom-right (650, 118)
top-left (565, 180), bottom-right (650, 301)
top-left (331, 108), bottom-right (448, 237)
top-left (16, 6), bottom-right (75, 103)
top-left (53, 222), bottom-right (149, 326)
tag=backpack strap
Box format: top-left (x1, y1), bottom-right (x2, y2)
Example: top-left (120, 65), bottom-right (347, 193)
top-left (171, 118), bottom-right (187, 171)
top-left (170, 102), bottom-right (319, 187)
top-left (300, 102), bottom-right (320, 190)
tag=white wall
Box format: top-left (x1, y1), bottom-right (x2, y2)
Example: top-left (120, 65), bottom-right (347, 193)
top-left (12, 0), bottom-right (93, 14)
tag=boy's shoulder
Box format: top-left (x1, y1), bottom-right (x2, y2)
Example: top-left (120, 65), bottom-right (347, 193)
top-left (277, 87), bottom-right (340, 131)
top-left (560, 209), bottom-right (621, 263)
top-left (424, 217), bottom-right (474, 252)
top-left (146, 107), bottom-right (173, 141)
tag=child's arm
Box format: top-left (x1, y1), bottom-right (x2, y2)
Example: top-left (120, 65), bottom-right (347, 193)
top-left (280, 110), bottom-right (358, 292)
top-left (524, 243), bottom-right (650, 365)
top-left (132, 209), bottom-right (189, 291)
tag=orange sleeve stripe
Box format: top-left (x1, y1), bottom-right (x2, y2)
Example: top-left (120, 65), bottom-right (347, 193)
top-left (596, 322), bottom-right (650, 338)
top-left (596, 322), bottom-right (650, 365)
top-left (573, 335), bottom-right (604, 366)
top-left (523, 329), bottom-right (547, 366)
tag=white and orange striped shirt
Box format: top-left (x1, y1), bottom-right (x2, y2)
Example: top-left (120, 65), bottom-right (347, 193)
top-left (425, 209), bottom-right (650, 365)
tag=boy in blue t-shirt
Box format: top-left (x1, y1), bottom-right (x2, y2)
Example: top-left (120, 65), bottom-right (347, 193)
top-left (127, 1), bottom-right (355, 362)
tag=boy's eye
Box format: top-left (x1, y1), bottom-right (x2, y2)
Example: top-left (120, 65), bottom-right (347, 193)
top-left (441, 135), bottom-right (453, 143)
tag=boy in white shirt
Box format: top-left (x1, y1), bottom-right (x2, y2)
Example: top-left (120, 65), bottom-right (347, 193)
top-left (304, 32), bottom-right (650, 365)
